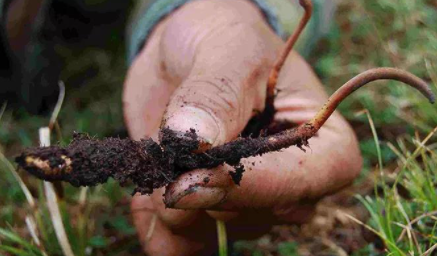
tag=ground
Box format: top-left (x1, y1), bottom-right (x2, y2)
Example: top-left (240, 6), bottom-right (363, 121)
top-left (0, 0), bottom-right (436, 255)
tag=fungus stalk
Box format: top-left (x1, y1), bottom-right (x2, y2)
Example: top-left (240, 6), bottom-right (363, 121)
top-left (16, 67), bottom-right (436, 194)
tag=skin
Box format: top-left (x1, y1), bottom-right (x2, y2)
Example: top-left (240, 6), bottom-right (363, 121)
top-left (123, 0), bottom-right (362, 255)
top-left (6, 0), bottom-right (45, 52)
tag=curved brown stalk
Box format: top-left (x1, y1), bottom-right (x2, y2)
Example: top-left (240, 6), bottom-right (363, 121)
top-left (16, 68), bottom-right (435, 194)
top-left (309, 67), bottom-right (436, 130)
top-left (266, 0), bottom-right (313, 100)
top-left (173, 68), bottom-right (435, 170)
top-left (248, 0), bottom-right (313, 134)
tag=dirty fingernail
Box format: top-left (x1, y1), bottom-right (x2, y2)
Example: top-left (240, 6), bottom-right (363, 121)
top-left (165, 186), bottom-right (227, 209)
top-left (164, 106), bottom-right (223, 146)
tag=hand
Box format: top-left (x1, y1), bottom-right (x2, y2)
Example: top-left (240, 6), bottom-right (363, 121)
top-left (123, 0), bottom-right (362, 255)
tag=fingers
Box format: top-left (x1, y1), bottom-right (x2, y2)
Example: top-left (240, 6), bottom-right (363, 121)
top-left (159, 0), bottom-right (280, 146)
top-left (165, 51), bottom-right (362, 212)
top-left (131, 194), bottom-right (216, 256)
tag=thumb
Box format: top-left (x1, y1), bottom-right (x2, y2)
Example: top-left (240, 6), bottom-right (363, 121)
top-left (160, 25), bottom-right (278, 148)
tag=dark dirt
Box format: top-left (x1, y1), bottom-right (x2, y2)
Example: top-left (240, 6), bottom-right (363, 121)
top-left (16, 132), bottom-right (174, 195)
top-left (16, 121), bottom-right (316, 194)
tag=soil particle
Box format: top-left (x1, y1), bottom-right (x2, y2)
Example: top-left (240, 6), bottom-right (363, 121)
top-left (229, 164), bottom-right (245, 185)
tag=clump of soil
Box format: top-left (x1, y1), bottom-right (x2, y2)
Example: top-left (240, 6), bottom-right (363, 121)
top-left (15, 123), bottom-right (312, 195)
top-left (16, 132), bottom-right (174, 195)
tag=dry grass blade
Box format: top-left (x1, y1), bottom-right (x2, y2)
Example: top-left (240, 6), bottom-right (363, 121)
top-left (320, 238), bottom-right (348, 256)
top-left (78, 187), bottom-right (88, 207)
top-left (24, 216), bottom-right (41, 246)
top-left (0, 101), bottom-right (35, 208)
top-left (49, 81), bottom-right (65, 130)
top-left (397, 211), bottom-right (437, 242)
top-left (337, 210), bottom-right (378, 235)
top-left (40, 127), bottom-right (76, 256)
top-left (393, 125), bottom-right (437, 188)
top-left (338, 210), bottom-right (406, 256)
top-left (421, 243), bottom-right (437, 256)
top-left (395, 192), bottom-right (422, 254)
top-left (0, 102), bottom-right (47, 255)
top-left (24, 216), bottom-right (48, 256)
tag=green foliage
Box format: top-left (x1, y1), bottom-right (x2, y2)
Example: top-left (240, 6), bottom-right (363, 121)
top-left (315, 0), bottom-right (437, 132)
top-left (277, 242), bottom-right (299, 256)
top-left (0, 228), bottom-right (45, 256)
top-left (356, 147), bottom-right (437, 255)
top-left (352, 112), bottom-right (437, 255)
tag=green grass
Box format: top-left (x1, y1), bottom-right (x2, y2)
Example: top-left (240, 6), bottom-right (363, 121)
top-left (1, 0), bottom-right (437, 255)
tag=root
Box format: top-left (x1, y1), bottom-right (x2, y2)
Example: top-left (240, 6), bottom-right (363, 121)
top-left (16, 68), bottom-right (435, 194)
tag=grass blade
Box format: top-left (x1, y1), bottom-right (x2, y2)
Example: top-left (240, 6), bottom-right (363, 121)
top-left (39, 127), bottom-right (75, 256)
top-left (0, 153), bottom-right (35, 208)
top-left (216, 220), bottom-right (228, 256)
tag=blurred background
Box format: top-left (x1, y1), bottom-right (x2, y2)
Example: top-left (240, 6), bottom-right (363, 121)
top-left (0, 0), bottom-right (436, 255)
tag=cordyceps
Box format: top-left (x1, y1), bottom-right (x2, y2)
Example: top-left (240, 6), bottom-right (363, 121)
top-left (16, 0), bottom-right (436, 196)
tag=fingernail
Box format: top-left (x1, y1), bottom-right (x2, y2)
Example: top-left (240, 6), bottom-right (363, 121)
top-left (164, 106), bottom-right (223, 146)
top-left (165, 186), bottom-right (227, 209)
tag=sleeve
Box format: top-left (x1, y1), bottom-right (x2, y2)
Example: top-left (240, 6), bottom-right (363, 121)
top-left (127, 0), bottom-right (336, 65)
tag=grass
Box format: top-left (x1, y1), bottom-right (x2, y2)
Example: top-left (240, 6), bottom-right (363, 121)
top-left (1, 0), bottom-right (437, 255)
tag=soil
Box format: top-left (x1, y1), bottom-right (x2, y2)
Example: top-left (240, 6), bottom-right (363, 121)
top-left (15, 120), bottom-right (312, 195)
top-left (16, 132), bottom-right (174, 195)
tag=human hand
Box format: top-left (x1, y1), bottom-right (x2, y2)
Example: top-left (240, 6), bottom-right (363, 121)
top-left (123, 0), bottom-right (362, 255)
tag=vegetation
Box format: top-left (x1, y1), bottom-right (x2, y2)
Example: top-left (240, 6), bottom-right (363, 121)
top-left (1, 0), bottom-right (436, 255)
